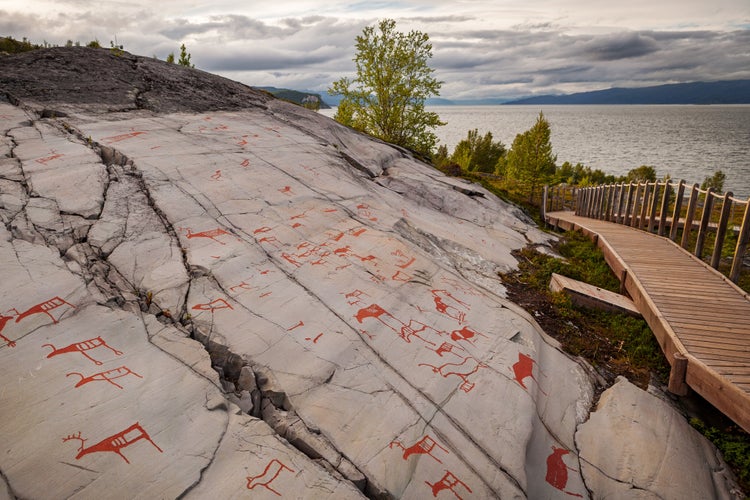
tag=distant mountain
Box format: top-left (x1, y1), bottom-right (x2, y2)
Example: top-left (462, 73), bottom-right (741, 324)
top-left (257, 87), bottom-right (331, 109)
top-left (504, 80), bottom-right (750, 105)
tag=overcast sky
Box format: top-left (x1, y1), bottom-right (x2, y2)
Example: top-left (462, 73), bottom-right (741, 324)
top-left (2, 1), bottom-right (749, 100)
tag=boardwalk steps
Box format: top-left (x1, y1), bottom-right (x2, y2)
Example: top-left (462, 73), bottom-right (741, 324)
top-left (545, 211), bottom-right (750, 434)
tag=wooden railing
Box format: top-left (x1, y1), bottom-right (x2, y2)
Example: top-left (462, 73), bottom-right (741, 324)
top-left (542, 181), bottom-right (750, 284)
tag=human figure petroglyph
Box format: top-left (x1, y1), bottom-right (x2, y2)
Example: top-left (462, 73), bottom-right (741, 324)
top-left (63, 422), bottom-right (163, 464)
top-left (43, 336), bottom-right (122, 366)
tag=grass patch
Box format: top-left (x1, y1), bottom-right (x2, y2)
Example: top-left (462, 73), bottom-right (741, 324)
top-left (690, 417), bottom-right (750, 492)
top-left (500, 231), bottom-right (669, 388)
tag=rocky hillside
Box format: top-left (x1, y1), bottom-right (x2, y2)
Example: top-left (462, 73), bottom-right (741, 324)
top-left (0, 47), bottom-right (742, 499)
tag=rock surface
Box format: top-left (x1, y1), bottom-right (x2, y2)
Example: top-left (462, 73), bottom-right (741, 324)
top-left (0, 47), bottom-right (741, 499)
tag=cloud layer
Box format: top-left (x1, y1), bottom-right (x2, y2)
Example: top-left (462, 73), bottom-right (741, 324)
top-left (1, 1), bottom-right (748, 100)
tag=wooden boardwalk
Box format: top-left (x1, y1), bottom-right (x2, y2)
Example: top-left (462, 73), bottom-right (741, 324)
top-left (546, 210), bottom-right (750, 433)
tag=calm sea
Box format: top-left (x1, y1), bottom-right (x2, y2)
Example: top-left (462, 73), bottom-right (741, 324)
top-left (321, 105), bottom-right (750, 198)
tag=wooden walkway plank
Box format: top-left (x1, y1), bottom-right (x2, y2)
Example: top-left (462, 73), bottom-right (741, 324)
top-left (546, 210), bottom-right (750, 433)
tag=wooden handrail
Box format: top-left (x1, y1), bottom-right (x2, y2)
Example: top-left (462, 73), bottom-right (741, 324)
top-left (544, 180), bottom-right (750, 284)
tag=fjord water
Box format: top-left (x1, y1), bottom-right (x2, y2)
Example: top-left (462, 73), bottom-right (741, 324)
top-left (324, 105), bottom-right (750, 198)
top-left (432, 105), bottom-right (750, 198)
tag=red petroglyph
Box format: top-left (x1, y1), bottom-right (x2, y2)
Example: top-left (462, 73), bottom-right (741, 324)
top-left (328, 231), bottom-right (345, 242)
top-left (349, 227), bottom-right (367, 237)
top-left (35, 153), bottom-right (64, 165)
top-left (419, 356), bottom-right (487, 393)
top-left (254, 226), bottom-right (273, 234)
top-left (290, 211), bottom-right (309, 220)
top-left (230, 281), bottom-right (253, 293)
top-left (260, 269), bottom-right (274, 275)
top-left (258, 236), bottom-right (282, 248)
top-left (66, 366), bottom-right (143, 389)
top-left (323, 208), bottom-right (338, 213)
top-left (246, 458), bottom-right (295, 496)
top-left (512, 352), bottom-right (547, 395)
top-left (287, 321), bottom-right (304, 331)
top-left (63, 422), bottom-right (163, 464)
top-left (432, 290), bottom-right (470, 324)
top-left (259, 292), bottom-right (273, 298)
top-left (450, 326), bottom-right (488, 345)
top-left (392, 270), bottom-right (412, 282)
top-left (392, 250), bottom-right (416, 269)
top-left (43, 336), bottom-right (122, 366)
top-left (241, 158), bottom-right (250, 167)
top-left (336, 263), bottom-right (352, 271)
top-left (213, 124), bottom-right (229, 131)
top-left (358, 329), bottom-right (374, 340)
top-left (440, 277), bottom-right (482, 297)
top-left (15, 297), bottom-right (76, 325)
top-left (356, 203), bottom-right (378, 222)
top-left (546, 447), bottom-right (584, 497)
top-left (425, 471), bottom-right (472, 500)
top-left (279, 186), bottom-right (293, 196)
top-left (192, 298), bottom-right (233, 312)
top-left (184, 227), bottom-right (230, 245)
top-left (236, 135), bottom-right (248, 146)
top-left (211, 169), bottom-right (222, 181)
top-left (433, 341), bottom-right (465, 357)
top-left (355, 304), bottom-right (439, 346)
top-left (343, 290), bottom-right (368, 306)
top-left (0, 309), bottom-right (19, 347)
top-left (282, 252), bottom-right (303, 267)
top-left (333, 246), bottom-right (377, 263)
top-left (390, 435), bottom-right (449, 464)
top-left (102, 131), bottom-right (146, 144)
top-left (291, 222), bottom-right (302, 229)
top-left (305, 333), bottom-right (323, 343)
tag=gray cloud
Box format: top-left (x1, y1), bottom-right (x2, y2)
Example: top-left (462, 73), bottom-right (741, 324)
top-left (1, 7), bottom-right (748, 100)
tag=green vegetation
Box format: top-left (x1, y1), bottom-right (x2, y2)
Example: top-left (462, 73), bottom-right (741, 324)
top-left (329, 19), bottom-right (444, 156)
top-left (438, 129), bottom-right (505, 174)
top-left (690, 417), bottom-right (750, 491)
top-left (503, 111), bottom-right (557, 202)
top-left (500, 230), bottom-right (669, 387)
top-left (0, 36), bottom-right (42, 53)
top-left (701, 169), bottom-right (726, 193)
top-left (177, 43), bottom-right (194, 68)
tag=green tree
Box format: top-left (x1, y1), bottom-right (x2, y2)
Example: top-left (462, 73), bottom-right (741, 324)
top-left (701, 170), bottom-right (726, 193)
top-left (166, 52), bottom-right (175, 64)
top-left (450, 129), bottom-right (506, 174)
top-left (625, 165), bottom-right (657, 183)
top-left (178, 43), bottom-right (194, 68)
top-left (505, 111), bottom-right (557, 201)
top-left (329, 18), bottom-right (444, 156)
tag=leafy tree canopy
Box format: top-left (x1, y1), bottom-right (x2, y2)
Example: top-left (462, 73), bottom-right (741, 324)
top-left (625, 165), bottom-right (657, 183)
top-left (701, 169), bottom-right (726, 193)
top-left (451, 129), bottom-right (506, 174)
top-left (329, 19), bottom-right (444, 156)
top-left (504, 111), bottom-right (557, 200)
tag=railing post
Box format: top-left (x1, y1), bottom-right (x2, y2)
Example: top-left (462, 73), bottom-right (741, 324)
top-left (711, 192), bottom-right (733, 269)
top-left (648, 181), bottom-right (660, 233)
top-left (541, 185), bottom-right (548, 221)
top-left (606, 184), bottom-right (616, 221)
top-left (624, 183), bottom-right (635, 226)
top-left (730, 197), bottom-right (750, 283)
top-left (616, 182), bottom-right (627, 224)
top-left (681, 184), bottom-right (700, 249)
top-left (658, 179), bottom-right (671, 236)
top-left (695, 187), bottom-right (715, 259)
top-left (595, 186), bottom-right (604, 219)
top-left (630, 183), bottom-right (641, 227)
top-left (670, 180), bottom-right (686, 241)
top-left (638, 182), bottom-right (651, 230)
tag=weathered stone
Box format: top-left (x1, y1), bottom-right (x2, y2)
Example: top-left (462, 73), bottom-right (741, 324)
top-left (0, 47), bottom-right (743, 499)
top-left (576, 377), bottom-right (741, 499)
